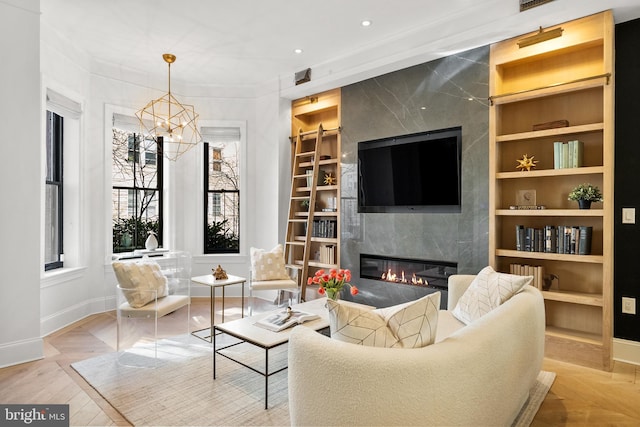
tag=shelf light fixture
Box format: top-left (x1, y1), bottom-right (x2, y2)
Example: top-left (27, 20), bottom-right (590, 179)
top-left (517, 26), bottom-right (563, 48)
top-left (136, 54), bottom-right (202, 161)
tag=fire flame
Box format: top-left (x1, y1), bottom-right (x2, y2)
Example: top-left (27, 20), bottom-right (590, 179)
top-left (381, 269), bottom-right (426, 285)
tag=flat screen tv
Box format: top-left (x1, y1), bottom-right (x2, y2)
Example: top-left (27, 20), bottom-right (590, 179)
top-left (358, 126), bottom-right (462, 213)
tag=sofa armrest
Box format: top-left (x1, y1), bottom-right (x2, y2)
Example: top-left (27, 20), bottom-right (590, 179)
top-left (447, 274), bottom-right (475, 308)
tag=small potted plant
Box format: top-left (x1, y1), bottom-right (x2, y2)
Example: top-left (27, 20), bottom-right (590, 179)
top-left (568, 183), bottom-right (603, 209)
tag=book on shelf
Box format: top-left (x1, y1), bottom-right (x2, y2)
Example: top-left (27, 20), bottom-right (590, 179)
top-left (509, 205), bottom-right (546, 210)
top-left (515, 225), bottom-right (525, 251)
top-left (544, 225), bottom-right (557, 253)
top-left (312, 219), bottom-right (337, 238)
top-left (578, 226), bottom-right (593, 255)
top-left (516, 224), bottom-right (592, 255)
top-left (319, 244), bottom-right (336, 264)
top-left (553, 140), bottom-right (583, 169)
top-left (509, 263), bottom-right (544, 290)
top-left (254, 307), bottom-right (320, 332)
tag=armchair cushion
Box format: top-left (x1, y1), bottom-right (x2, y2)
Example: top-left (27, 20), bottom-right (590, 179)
top-left (327, 292), bottom-right (441, 348)
top-left (112, 261), bottom-right (169, 308)
top-left (250, 245), bottom-right (290, 281)
top-left (451, 266), bottom-right (532, 324)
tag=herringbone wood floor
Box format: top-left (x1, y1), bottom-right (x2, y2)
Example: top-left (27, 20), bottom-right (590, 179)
top-left (1, 297), bottom-right (639, 426)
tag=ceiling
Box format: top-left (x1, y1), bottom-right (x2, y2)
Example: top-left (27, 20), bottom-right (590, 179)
top-left (40, 0), bottom-right (640, 96)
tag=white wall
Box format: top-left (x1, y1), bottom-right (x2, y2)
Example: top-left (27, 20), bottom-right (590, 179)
top-left (29, 6), bottom-right (287, 356)
top-left (0, 0), bottom-right (43, 367)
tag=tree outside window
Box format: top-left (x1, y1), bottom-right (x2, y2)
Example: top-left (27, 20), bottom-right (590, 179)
top-left (112, 129), bottom-right (163, 253)
top-left (204, 135), bottom-right (240, 254)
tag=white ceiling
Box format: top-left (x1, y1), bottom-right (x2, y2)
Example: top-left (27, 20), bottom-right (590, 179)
top-left (40, 0), bottom-right (640, 97)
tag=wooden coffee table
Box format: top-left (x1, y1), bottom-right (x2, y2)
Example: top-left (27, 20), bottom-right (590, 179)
top-left (213, 298), bottom-right (330, 409)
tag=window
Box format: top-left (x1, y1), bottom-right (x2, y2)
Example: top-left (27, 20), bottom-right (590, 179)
top-left (112, 128), bottom-right (163, 253)
top-left (203, 127), bottom-right (240, 254)
top-left (45, 111), bottom-right (63, 270)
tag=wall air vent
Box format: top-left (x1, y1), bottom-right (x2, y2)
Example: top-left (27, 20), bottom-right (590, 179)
top-left (520, 0), bottom-right (555, 12)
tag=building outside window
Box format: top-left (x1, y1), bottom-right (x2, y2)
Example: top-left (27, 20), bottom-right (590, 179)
top-left (112, 128), bottom-right (163, 253)
top-left (45, 111), bottom-right (63, 270)
top-left (203, 127), bottom-right (240, 254)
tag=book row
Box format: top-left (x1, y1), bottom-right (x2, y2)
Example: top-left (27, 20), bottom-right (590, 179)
top-left (310, 219), bottom-right (337, 238)
top-left (317, 244), bottom-right (336, 265)
top-left (553, 140), bottom-right (583, 169)
top-left (515, 225), bottom-right (593, 255)
top-left (509, 263), bottom-right (545, 290)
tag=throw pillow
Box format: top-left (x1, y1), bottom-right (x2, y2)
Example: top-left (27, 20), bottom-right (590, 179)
top-left (113, 261), bottom-right (169, 308)
top-left (327, 292), bottom-right (441, 348)
top-left (250, 245), bottom-right (290, 281)
top-left (451, 266), bottom-right (533, 324)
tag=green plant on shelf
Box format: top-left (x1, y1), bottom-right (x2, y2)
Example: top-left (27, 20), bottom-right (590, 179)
top-left (567, 183), bottom-right (603, 202)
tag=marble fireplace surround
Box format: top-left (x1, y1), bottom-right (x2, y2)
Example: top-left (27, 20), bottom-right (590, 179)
top-left (339, 45), bottom-right (490, 308)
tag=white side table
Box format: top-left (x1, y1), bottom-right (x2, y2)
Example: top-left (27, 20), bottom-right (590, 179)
top-left (191, 274), bottom-right (246, 342)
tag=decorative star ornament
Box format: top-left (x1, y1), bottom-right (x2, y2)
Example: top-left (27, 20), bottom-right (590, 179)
top-left (516, 154), bottom-right (538, 171)
top-left (324, 173), bottom-right (337, 185)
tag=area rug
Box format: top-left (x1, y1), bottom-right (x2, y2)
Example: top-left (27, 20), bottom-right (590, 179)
top-left (72, 335), bottom-right (555, 426)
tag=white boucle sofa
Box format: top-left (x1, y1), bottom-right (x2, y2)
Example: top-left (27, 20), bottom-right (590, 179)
top-left (287, 274), bottom-right (545, 426)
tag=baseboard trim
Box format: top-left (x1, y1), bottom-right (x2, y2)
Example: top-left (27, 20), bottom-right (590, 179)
top-left (0, 337), bottom-right (43, 369)
top-left (40, 297), bottom-right (106, 337)
top-left (613, 338), bottom-right (640, 366)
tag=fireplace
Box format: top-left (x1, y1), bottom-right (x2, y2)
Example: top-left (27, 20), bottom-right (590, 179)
top-left (341, 254), bottom-right (457, 309)
top-left (361, 254), bottom-right (456, 290)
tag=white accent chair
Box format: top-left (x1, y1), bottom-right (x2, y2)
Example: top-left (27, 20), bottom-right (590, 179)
top-left (112, 251), bottom-right (191, 366)
top-left (249, 245), bottom-right (299, 314)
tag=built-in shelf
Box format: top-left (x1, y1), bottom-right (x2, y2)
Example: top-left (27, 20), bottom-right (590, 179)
top-left (496, 166), bottom-right (603, 179)
top-left (496, 249), bottom-right (603, 264)
top-left (489, 11), bottom-right (613, 370)
top-left (496, 209), bottom-right (603, 217)
top-left (541, 290), bottom-right (603, 306)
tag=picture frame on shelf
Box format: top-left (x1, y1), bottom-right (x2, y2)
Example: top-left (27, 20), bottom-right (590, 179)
top-left (515, 189), bottom-right (536, 206)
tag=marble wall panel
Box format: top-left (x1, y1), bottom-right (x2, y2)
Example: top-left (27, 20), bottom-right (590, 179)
top-left (339, 46), bottom-right (490, 306)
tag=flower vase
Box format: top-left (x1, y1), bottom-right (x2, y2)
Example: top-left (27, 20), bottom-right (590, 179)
top-left (578, 200), bottom-right (592, 210)
top-left (145, 233), bottom-right (158, 250)
top-left (325, 288), bottom-right (341, 301)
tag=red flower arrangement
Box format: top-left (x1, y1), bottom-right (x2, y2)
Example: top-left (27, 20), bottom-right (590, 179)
top-left (307, 268), bottom-right (358, 301)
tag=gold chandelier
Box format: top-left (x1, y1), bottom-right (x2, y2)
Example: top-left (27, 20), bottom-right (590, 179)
top-left (136, 53), bottom-right (202, 161)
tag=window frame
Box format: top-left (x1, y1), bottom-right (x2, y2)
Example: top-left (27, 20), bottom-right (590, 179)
top-left (203, 136), bottom-right (241, 255)
top-left (111, 129), bottom-right (164, 253)
top-left (45, 110), bottom-right (64, 271)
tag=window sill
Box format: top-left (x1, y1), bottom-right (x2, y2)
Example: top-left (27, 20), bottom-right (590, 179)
top-left (41, 266), bottom-right (87, 288)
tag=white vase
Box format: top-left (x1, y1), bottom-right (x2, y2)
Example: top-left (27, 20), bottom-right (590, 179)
top-left (145, 233), bottom-right (158, 250)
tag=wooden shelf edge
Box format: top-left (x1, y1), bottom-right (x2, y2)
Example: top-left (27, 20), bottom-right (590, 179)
top-left (545, 326), bottom-right (603, 346)
top-left (295, 260), bottom-right (338, 269)
top-left (300, 159), bottom-right (339, 168)
top-left (496, 249), bottom-right (603, 263)
top-left (293, 236), bottom-right (338, 244)
top-left (496, 166), bottom-right (603, 179)
top-left (496, 123), bottom-right (604, 142)
top-left (296, 185), bottom-right (338, 192)
top-left (490, 75), bottom-right (608, 106)
top-left (542, 290), bottom-right (603, 306)
top-left (496, 208), bottom-right (603, 217)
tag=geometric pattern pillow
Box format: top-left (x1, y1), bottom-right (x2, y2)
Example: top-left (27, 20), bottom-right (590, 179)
top-left (327, 291), bottom-right (441, 348)
top-left (250, 245), bottom-right (290, 281)
top-left (112, 261), bottom-right (169, 308)
top-left (451, 266), bottom-right (533, 325)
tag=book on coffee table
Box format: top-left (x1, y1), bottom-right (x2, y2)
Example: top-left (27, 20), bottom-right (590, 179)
top-left (255, 307), bottom-right (320, 332)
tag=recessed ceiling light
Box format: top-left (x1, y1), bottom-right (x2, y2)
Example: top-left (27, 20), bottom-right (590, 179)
top-left (361, 20), bottom-right (372, 27)
top-left (294, 48), bottom-right (303, 54)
